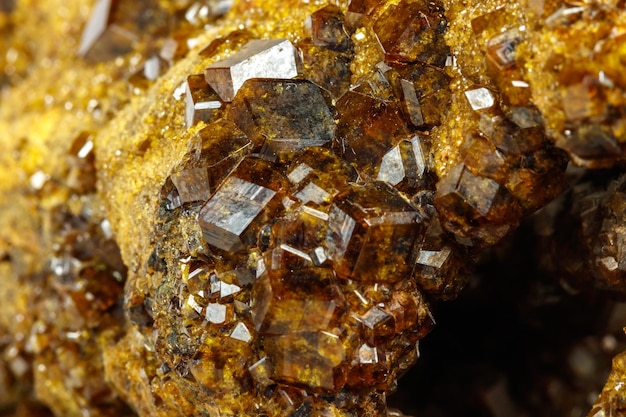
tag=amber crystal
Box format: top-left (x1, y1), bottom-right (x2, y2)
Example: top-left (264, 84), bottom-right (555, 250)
top-left (228, 78), bottom-right (335, 153)
top-left (386, 64), bottom-right (451, 127)
top-left (326, 182), bottom-right (423, 282)
top-left (170, 119), bottom-right (250, 203)
top-left (184, 74), bottom-right (223, 128)
top-left (198, 156), bottom-right (286, 252)
top-left (297, 40), bottom-right (353, 98)
top-left (373, 0), bottom-right (449, 66)
top-left (305, 4), bottom-right (352, 52)
top-left (335, 90), bottom-right (410, 178)
top-left (251, 267), bottom-right (346, 334)
top-left (435, 163), bottom-right (522, 246)
top-left (264, 330), bottom-right (347, 392)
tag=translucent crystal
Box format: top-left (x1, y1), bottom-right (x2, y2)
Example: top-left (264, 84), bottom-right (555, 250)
top-left (265, 330), bottom-right (347, 392)
top-left (251, 268), bottom-right (346, 334)
top-left (305, 5), bottom-right (352, 52)
top-left (465, 87), bottom-right (496, 111)
top-left (361, 306), bottom-right (394, 344)
top-left (434, 163), bottom-right (522, 246)
top-left (229, 322), bottom-right (252, 342)
top-left (372, 0), bottom-right (448, 65)
top-left (266, 207), bottom-right (329, 271)
top-left (377, 135), bottom-right (431, 192)
top-left (204, 39), bottom-right (298, 102)
top-left (229, 79), bottom-right (335, 152)
top-left (185, 74), bottom-right (222, 128)
top-left (297, 40), bottom-right (352, 98)
top-left (387, 64), bottom-right (451, 127)
top-left (335, 91), bottom-right (410, 178)
top-left (326, 182), bottom-right (423, 282)
top-left (198, 158), bottom-right (282, 252)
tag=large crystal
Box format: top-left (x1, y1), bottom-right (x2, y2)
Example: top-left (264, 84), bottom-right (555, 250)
top-left (372, 0), bottom-right (449, 66)
top-left (204, 39), bottom-right (298, 102)
top-left (326, 182), bottom-right (423, 282)
top-left (251, 267), bottom-right (346, 334)
top-left (335, 91), bottom-right (410, 178)
top-left (170, 119), bottom-right (251, 203)
top-left (198, 157), bottom-right (285, 252)
top-left (229, 79), bottom-right (335, 153)
top-left (264, 330), bottom-right (347, 392)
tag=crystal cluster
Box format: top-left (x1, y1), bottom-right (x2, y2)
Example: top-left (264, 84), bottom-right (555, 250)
top-left (2, 0), bottom-right (626, 416)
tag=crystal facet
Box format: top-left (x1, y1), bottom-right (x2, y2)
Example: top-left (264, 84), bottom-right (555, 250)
top-left (204, 39), bottom-right (298, 102)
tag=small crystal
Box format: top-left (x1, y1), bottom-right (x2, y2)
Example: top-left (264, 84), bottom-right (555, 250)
top-left (361, 306), bottom-right (394, 344)
top-left (204, 39), bottom-right (298, 102)
top-left (77, 0), bottom-right (138, 61)
top-left (305, 5), bottom-right (352, 52)
top-left (465, 87), bottom-right (496, 111)
top-left (486, 29), bottom-right (522, 70)
top-left (229, 322), bottom-right (252, 342)
top-left (205, 303), bottom-right (226, 324)
top-left (199, 176), bottom-right (276, 252)
top-left (377, 135), bottom-right (430, 192)
top-left (185, 74), bottom-right (222, 128)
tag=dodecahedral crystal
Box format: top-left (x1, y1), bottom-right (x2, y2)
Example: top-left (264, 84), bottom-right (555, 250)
top-left (372, 0), bottom-right (449, 66)
top-left (198, 156), bottom-right (285, 252)
top-left (185, 74), bottom-right (223, 128)
top-left (170, 119), bottom-right (250, 203)
top-left (434, 163), bottom-right (522, 246)
top-left (251, 267), bottom-right (346, 334)
top-left (265, 207), bottom-right (329, 270)
top-left (326, 182), bottom-right (424, 283)
top-left (386, 64), bottom-right (451, 127)
top-left (204, 39), bottom-right (298, 102)
top-left (377, 134), bottom-right (433, 193)
top-left (305, 4), bottom-right (352, 52)
top-left (229, 79), bottom-right (335, 152)
top-left (335, 90), bottom-right (410, 178)
top-left (297, 40), bottom-right (352, 99)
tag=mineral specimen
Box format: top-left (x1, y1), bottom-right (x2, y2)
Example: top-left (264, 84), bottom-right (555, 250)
top-left (1, 0), bottom-right (626, 416)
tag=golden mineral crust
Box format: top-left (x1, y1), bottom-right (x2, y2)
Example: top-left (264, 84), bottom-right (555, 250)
top-left (1, 0), bottom-right (626, 416)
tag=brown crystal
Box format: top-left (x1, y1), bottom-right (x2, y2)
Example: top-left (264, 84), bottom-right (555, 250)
top-left (326, 182), bottom-right (424, 282)
top-left (373, 0), bottom-right (449, 66)
top-left (229, 79), bottom-right (336, 153)
top-left (184, 73), bottom-right (223, 128)
top-left (204, 39), bottom-right (298, 102)
top-left (335, 90), bottom-right (410, 178)
top-left (264, 330), bottom-right (347, 392)
top-left (434, 163), bottom-right (522, 246)
top-left (198, 156), bottom-right (286, 252)
top-left (251, 267), bottom-right (346, 335)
